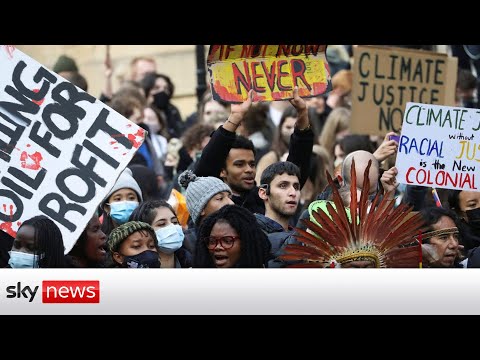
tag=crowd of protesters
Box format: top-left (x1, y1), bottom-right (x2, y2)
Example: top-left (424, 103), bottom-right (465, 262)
top-left (2, 44), bottom-right (480, 269)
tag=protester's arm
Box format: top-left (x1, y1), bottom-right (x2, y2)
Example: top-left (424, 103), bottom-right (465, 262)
top-left (374, 131), bottom-right (399, 163)
top-left (286, 87), bottom-right (314, 189)
top-left (100, 45), bottom-right (113, 103)
top-left (223, 89), bottom-right (253, 132)
top-left (195, 90), bottom-right (253, 178)
top-left (380, 166), bottom-right (399, 201)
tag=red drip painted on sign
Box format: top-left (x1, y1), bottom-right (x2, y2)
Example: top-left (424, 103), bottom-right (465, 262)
top-left (312, 82), bottom-right (327, 94)
top-left (127, 129), bottom-right (145, 149)
top-left (213, 80), bottom-right (244, 102)
top-left (20, 151), bottom-right (43, 170)
top-left (271, 91), bottom-right (291, 100)
top-left (0, 222), bottom-right (16, 238)
top-left (32, 89), bottom-right (45, 106)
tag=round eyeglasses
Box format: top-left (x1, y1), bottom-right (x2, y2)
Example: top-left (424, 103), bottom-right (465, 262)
top-left (203, 236), bottom-right (240, 250)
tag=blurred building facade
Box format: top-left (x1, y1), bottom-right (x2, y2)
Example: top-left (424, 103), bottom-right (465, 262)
top-left (17, 45), bottom-right (202, 121)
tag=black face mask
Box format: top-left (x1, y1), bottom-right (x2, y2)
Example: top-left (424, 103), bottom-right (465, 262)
top-left (123, 250), bottom-right (160, 268)
top-left (462, 98), bottom-right (477, 109)
top-left (153, 91), bottom-right (169, 110)
top-left (466, 208), bottom-right (480, 231)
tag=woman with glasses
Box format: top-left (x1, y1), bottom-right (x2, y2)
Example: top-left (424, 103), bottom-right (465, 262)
top-left (194, 205), bottom-right (272, 268)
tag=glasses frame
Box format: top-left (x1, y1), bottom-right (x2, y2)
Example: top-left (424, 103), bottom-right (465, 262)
top-left (203, 236), bottom-right (240, 250)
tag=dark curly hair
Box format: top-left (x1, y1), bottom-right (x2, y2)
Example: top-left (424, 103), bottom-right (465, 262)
top-left (16, 215), bottom-right (66, 268)
top-left (181, 123), bottom-right (214, 153)
top-left (194, 205), bottom-right (272, 268)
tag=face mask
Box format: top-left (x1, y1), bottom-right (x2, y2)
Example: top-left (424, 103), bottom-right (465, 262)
top-left (155, 224), bottom-right (184, 254)
top-left (153, 91), bottom-right (169, 110)
top-left (123, 250), bottom-right (160, 268)
top-left (466, 208), bottom-right (480, 231)
top-left (146, 121), bottom-right (160, 135)
top-left (461, 98), bottom-right (477, 109)
top-left (109, 201), bottom-right (139, 224)
top-left (8, 251), bottom-right (40, 268)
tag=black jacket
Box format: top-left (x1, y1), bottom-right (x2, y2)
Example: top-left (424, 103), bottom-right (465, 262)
top-left (195, 125), bottom-right (314, 214)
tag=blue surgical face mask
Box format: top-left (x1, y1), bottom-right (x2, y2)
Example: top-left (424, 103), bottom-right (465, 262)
top-left (155, 224), bottom-right (184, 254)
top-left (8, 251), bottom-right (40, 268)
top-left (123, 250), bottom-right (160, 268)
top-left (109, 201), bottom-right (139, 224)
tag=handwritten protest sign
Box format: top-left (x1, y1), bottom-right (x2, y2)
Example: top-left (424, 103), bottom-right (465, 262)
top-left (396, 102), bottom-right (480, 191)
top-left (351, 46), bottom-right (457, 136)
top-left (0, 45), bottom-right (145, 252)
top-left (207, 45), bottom-right (331, 102)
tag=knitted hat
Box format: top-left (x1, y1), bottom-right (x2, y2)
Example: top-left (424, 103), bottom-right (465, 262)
top-left (107, 221), bottom-right (154, 252)
top-left (104, 168), bottom-right (143, 205)
top-left (178, 170), bottom-right (232, 224)
top-left (52, 55), bottom-right (79, 73)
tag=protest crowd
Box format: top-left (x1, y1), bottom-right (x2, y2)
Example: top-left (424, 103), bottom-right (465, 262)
top-left (2, 44), bottom-right (480, 269)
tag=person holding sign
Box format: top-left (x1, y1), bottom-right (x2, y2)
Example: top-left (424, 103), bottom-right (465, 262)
top-left (194, 87), bottom-right (313, 215)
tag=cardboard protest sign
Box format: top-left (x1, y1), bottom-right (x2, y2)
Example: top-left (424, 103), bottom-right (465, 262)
top-left (396, 102), bottom-right (480, 191)
top-left (207, 45), bottom-right (331, 102)
top-left (351, 46), bottom-right (457, 136)
top-left (0, 45), bottom-right (145, 253)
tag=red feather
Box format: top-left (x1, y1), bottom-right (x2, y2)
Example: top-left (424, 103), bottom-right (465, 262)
top-left (281, 159), bottom-right (426, 267)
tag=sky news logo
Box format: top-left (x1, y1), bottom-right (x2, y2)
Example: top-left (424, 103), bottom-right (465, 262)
top-left (6, 281), bottom-right (100, 303)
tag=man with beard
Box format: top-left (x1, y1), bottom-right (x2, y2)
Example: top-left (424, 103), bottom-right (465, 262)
top-left (194, 88), bottom-right (313, 215)
top-left (256, 161), bottom-right (302, 267)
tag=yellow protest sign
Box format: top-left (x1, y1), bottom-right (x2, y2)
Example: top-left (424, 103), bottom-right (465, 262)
top-left (207, 45), bottom-right (331, 102)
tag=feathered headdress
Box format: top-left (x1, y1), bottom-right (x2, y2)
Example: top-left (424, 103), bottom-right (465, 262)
top-left (279, 159), bottom-right (425, 268)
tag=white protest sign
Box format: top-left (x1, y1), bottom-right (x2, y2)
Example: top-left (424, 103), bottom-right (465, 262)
top-left (396, 102), bottom-right (480, 191)
top-left (0, 45), bottom-right (146, 252)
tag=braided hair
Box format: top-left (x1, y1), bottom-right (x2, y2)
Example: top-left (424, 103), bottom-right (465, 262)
top-left (20, 215), bottom-right (66, 268)
top-left (194, 205), bottom-right (272, 268)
